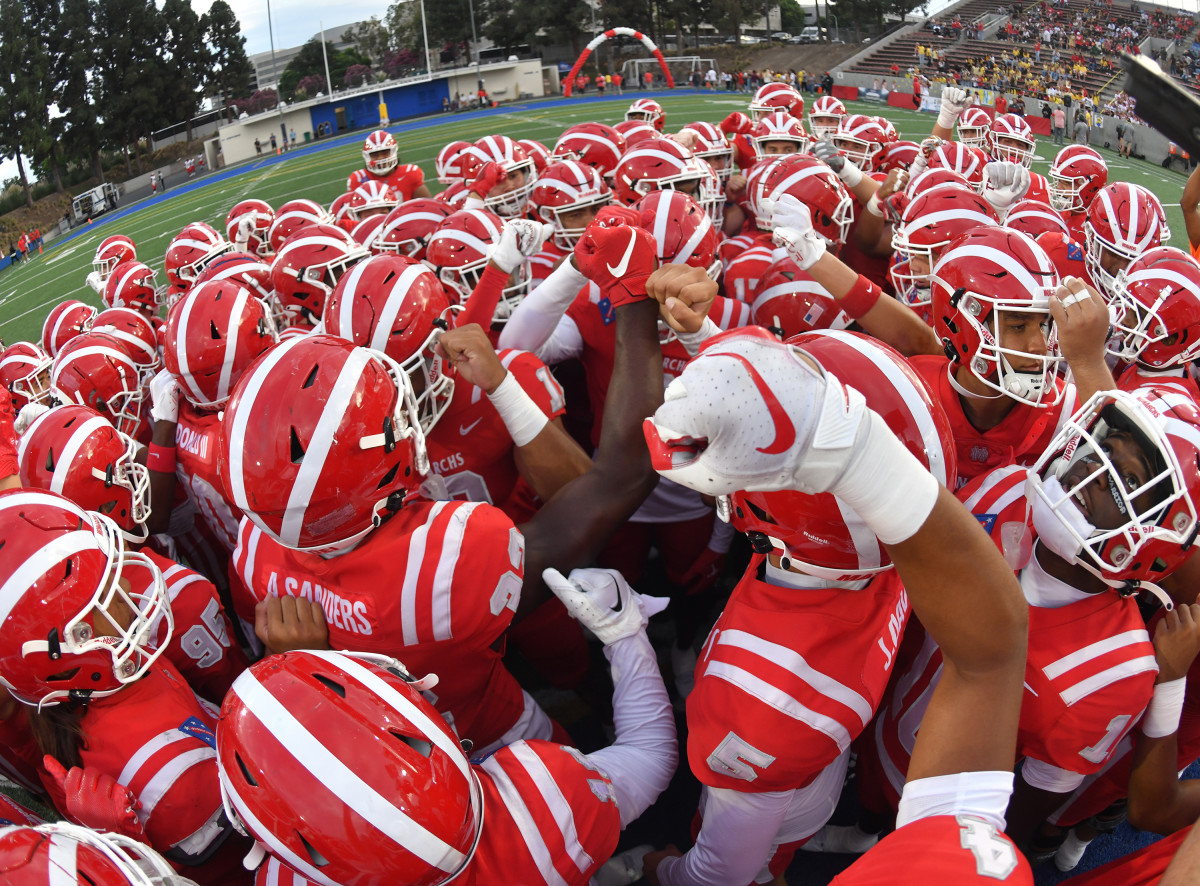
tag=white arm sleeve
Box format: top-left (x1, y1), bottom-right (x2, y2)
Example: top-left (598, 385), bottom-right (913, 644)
top-left (498, 258), bottom-right (589, 352)
top-left (583, 630), bottom-right (677, 829)
top-left (897, 771), bottom-right (1016, 832)
top-left (1019, 758), bottom-right (1086, 794)
top-left (655, 787), bottom-right (796, 886)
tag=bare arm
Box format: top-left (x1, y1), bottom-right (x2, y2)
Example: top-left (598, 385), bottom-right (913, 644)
top-left (853, 168), bottom-right (907, 254)
top-left (1183, 163), bottom-right (1200, 253)
top-left (1051, 277), bottom-right (1116, 403)
top-left (512, 418), bottom-right (593, 502)
top-left (146, 418), bottom-right (177, 536)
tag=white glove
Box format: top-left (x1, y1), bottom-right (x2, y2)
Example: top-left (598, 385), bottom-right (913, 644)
top-left (85, 271), bottom-right (104, 294)
top-left (765, 195), bottom-right (827, 270)
top-left (233, 217), bottom-right (255, 252)
top-left (149, 368), bottom-right (181, 425)
top-left (491, 219), bottom-right (554, 274)
top-left (812, 140), bottom-right (862, 187)
top-left (14, 403), bottom-right (50, 436)
top-left (909, 136), bottom-right (942, 180)
top-left (938, 87), bottom-right (970, 129)
top-left (542, 567), bottom-right (668, 646)
top-left (981, 161), bottom-right (1031, 215)
top-left (642, 330), bottom-right (940, 545)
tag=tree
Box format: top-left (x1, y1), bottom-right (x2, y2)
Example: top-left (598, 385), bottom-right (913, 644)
top-left (296, 73), bottom-right (327, 97)
top-left (278, 39), bottom-right (371, 100)
top-left (52, 0), bottom-right (106, 182)
top-left (205, 0), bottom-right (253, 122)
top-left (345, 17), bottom-right (392, 64)
top-left (483, 0), bottom-right (590, 55)
top-left (162, 0), bottom-right (212, 144)
top-left (0, 0), bottom-right (56, 207)
top-left (780, 0), bottom-right (806, 31)
top-left (344, 64), bottom-right (373, 87)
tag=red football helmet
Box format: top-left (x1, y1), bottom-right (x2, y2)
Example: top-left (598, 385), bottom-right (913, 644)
top-left (1048, 145), bottom-right (1108, 214)
top-left (330, 191), bottom-right (357, 231)
top-left (904, 167), bottom-right (972, 199)
top-left (352, 214), bottom-right (387, 248)
top-left (90, 307), bottom-right (160, 381)
top-left (268, 199), bottom-right (336, 253)
top-left (435, 140), bottom-right (473, 184)
top-left (0, 488), bottom-right (171, 707)
top-left (1084, 182), bottom-right (1168, 297)
top-left (717, 330), bottom-right (956, 580)
top-left (0, 822), bottom-right (185, 884)
top-left (424, 208), bottom-right (530, 322)
top-left (931, 226), bottom-right (1063, 407)
top-left (164, 222), bottom-right (234, 293)
top-left (218, 335), bottom-right (428, 552)
top-left (1108, 246), bottom-right (1200, 369)
top-left (1005, 199), bottom-right (1070, 239)
top-left (529, 160), bottom-right (613, 250)
top-left (989, 113), bottom-right (1036, 167)
top-left (41, 299), bottom-right (96, 357)
top-left (956, 106), bottom-right (994, 150)
top-left (833, 114), bottom-right (888, 172)
top-left (518, 138), bottom-right (552, 174)
top-left (890, 183), bottom-right (999, 307)
top-left (634, 190), bottom-right (719, 278)
top-left (50, 331), bottom-right (147, 437)
top-left (751, 257), bottom-right (852, 340)
top-left (926, 141), bottom-right (988, 193)
top-left (103, 261), bottom-right (164, 317)
top-left (1028, 386), bottom-right (1200, 587)
top-left (614, 139), bottom-right (721, 223)
top-left (745, 154), bottom-right (855, 247)
top-left (613, 120), bottom-right (660, 147)
top-left (18, 405), bottom-right (150, 541)
top-left (348, 180), bottom-right (400, 222)
top-left (164, 279), bottom-right (278, 410)
top-left (748, 82), bottom-right (804, 120)
top-left (225, 199), bottom-right (276, 257)
top-left (750, 111), bottom-right (810, 160)
top-left (363, 129), bottom-right (400, 175)
top-left (460, 135), bottom-right (538, 217)
top-left (552, 122), bottom-right (627, 180)
top-left (270, 223), bottom-right (370, 327)
top-left (216, 650), bottom-right (482, 886)
top-left (192, 250), bottom-right (274, 301)
top-left (374, 198), bottom-right (455, 260)
top-left (92, 235), bottom-right (137, 284)
top-left (874, 116), bottom-right (898, 143)
top-left (807, 95), bottom-right (846, 141)
top-left (1036, 230), bottom-right (1089, 282)
top-left (875, 140), bottom-right (921, 175)
top-left (625, 97), bottom-right (665, 130)
top-left (325, 254), bottom-right (455, 433)
top-left (0, 342), bottom-right (53, 411)
top-left (683, 121), bottom-right (735, 181)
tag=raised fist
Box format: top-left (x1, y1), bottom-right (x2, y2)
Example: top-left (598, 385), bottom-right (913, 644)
top-left (492, 218), bottom-right (555, 273)
top-left (981, 161), bottom-right (1031, 214)
top-left (720, 112), bottom-right (753, 136)
top-left (149, 367), bottom-right (181, 425)
top-left (812, 140), bottom-right (847, 173)
top-left (573, 214), bottom-right (658, 306)
top-left (44, 755), bottom-right (145, 839)
top-left (764, 195), bottom-right (827, 270)
top-left (468, 160), bottom-right (506, 199)
top-left (939, 87), bottom-right (970, 121)
top-left (542, 567), bottom-right (667, 645)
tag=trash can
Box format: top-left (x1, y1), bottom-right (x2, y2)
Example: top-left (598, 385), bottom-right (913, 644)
top-left (304, 132), bottom-right (312, 143)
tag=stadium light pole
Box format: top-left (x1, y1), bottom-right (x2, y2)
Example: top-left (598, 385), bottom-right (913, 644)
top-left (265, 0), bottom-right (288, 150)
top-left (467, 0), bottom-right (483, 92)
top-left (320, 21), bottom-right (333, 95)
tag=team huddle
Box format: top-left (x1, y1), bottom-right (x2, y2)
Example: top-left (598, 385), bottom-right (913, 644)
top-left (0, 80), bottom-right (1200, 885)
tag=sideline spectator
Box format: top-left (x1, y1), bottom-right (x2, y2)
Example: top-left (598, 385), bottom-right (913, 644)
top-left (254, 137), bottom-right (262, 155)
top-left (1072, 112), bottom-right (1090, 144)
top-left (1052, 105), bottom-right (1066, 144)
top-left (269, 132), bottom-right (277, 152)
top-left (290, 129), bottom-right (297, 148)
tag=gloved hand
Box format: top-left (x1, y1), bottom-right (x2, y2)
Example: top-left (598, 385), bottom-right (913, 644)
top-left (573, 212), bottom-right (658, 306)
top-left (467, 161), bottom-right (505, 199)
top-left (908, 136), bottom-right (942, 179)
top-left (937, 87), bottom-right (970, 129)
top-left (720, 112), bottom-right (753, 136)
top-left (149, 368), bottom-right (180, 425)
top-left (813, 140), bottom-right (862, 186)
top-left (85, 271), bottom-right (104, 294)
top-left (14, 402), bottom-right (50, 436)
top-left (44, 755), bottom-right (145, 839)
top-left (491, 219), bottom-right (555, 273)
top-left (233, 217), bottom-right (256, 252)
top-left (765, 195), bottom-right (827, 270)
top-left (981, 161), bottom-right (1031, 215)
top-left (542, 567), bottom-right (668, 645)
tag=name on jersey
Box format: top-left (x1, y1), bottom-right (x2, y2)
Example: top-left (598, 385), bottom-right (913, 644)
top-left (876, 588), bottom-right (909, 672)
top-left (430, 452), bottom-right (466, 475)
top-left (175, 424), bottom-right (210, 460)
top-left (662, 356), bottom-right (690, 378)
top-left (266, 572), bottom-right (373, 635)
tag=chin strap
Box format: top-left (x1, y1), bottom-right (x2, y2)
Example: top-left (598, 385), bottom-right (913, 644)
top-left (1111, 577), bottom-right (1175, 611)
top-left (946, 364), bottom-right (1005, 401)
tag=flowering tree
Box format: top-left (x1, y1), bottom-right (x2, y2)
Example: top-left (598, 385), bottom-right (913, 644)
top-left (344, 64), bottom-right (373, 87)
top-left (296, 74), bottom-right (327, 97)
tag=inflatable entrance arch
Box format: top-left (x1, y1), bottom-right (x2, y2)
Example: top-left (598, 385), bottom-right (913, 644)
top-left (563, 27), bottom-right (674, 97)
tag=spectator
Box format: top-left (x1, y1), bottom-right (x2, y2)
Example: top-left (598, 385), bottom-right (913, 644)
top-left (254, 137), bottom-right (262, 155)
top-left (16, 232), bottom-right (27, 260)
top-left (290, 129), bottom-right (297, 148)
top-left (705, 66), bottom-right (717, 89)
top-left (995, 93), bottom-right (1008, 114)
top-left (1052, 105), bottom-right (1066, 143)
top-left (1072, 112), bottom-right (1090, 144)
top-left (597, 74), bottom-right (606, 97)
top-left (613, 71), bottom-right (623, 94)
top-left (269, 132), bottom-right (277, 152)
top-left (643, 70), bottom-right (652, 89)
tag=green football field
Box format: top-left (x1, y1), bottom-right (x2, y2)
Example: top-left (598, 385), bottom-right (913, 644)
top-left (0, 91), bottom-right (1191, 345)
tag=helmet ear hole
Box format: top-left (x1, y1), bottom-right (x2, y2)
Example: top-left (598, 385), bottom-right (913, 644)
top-left (235, 752), bottom-right (259, 787)
top-left (298, 833), bottom-right (331, 867)
top-left (313, 674), bottom-right (346, 698)
top-left (391, 731), bottom-right (433, 757)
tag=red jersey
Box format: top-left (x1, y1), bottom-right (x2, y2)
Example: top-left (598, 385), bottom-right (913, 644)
top-left (0, 394), bottom-right (16, 478)
top-left (1063, 827), bottom-right (1189, 886)
top-left (0, 792), bottom-right (41, 826)
top-left (230, 500), bottom-right (528, 749)
top-left (529, 240), bottom-right (569, 285)
top-left (566, 289), bottom-right (751, 447)
top-left (718, 233), bottom-right (756, 273)
top-left (425, 349), bottom-right (565, 521)
top-left (1025, 171), bottom-right (1050, 206)
top-left (462, 740), bottom-right (621, 885)
top-left (347, 163), bottom-right (426, 199)
top-left (134, 550), bottom-right (248, 703)
top-left (723, 241), bottom-right (776, 303)
top-left (909, 355), bottom-right (1073, 490)
top-left (731, 134), bottom-right (756, 174)
top-left (1062, 209), bottom-right (1088, 243)
top-left (687, 556), bottom-right (908, 792)
top-left (175, 403), bottom-right (241, 553)
top-left (830, 815), bottom-right (1032, 885)
top-left (1117, 363), bottom-right (1200, 400)
top-left (45, 661), bottom-right (225, 855)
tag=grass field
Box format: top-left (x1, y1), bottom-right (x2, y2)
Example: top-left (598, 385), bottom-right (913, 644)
top-left (0, 89), bottom-right (1193, 347)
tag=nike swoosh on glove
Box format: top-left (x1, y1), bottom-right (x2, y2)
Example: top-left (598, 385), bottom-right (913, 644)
top-left (642, 327), bottom-right (869, 497)
top-left (573, 214), bottom-right (658, 306)
top-left (543, 567), bottom-right (668, 645)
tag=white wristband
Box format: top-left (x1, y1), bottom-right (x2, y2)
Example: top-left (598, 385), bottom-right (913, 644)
top-left (866, 193), bottom-right (884, 217)
top-left (838, 161), bottom-right (864, 188)
top-left (936, 107), bottom-right (960, 130)
top-left (1142, 677), bottom-right (1187, 738)
top-left (675, 317), bottom-right (721, 358)
top-left (487, 372), bottom-right (549, 447)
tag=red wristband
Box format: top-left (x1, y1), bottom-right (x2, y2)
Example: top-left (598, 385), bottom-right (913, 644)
top-left (147, 443), bottom-right (176, 473)
top-left (839, 274), bottom-right (883, 320)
